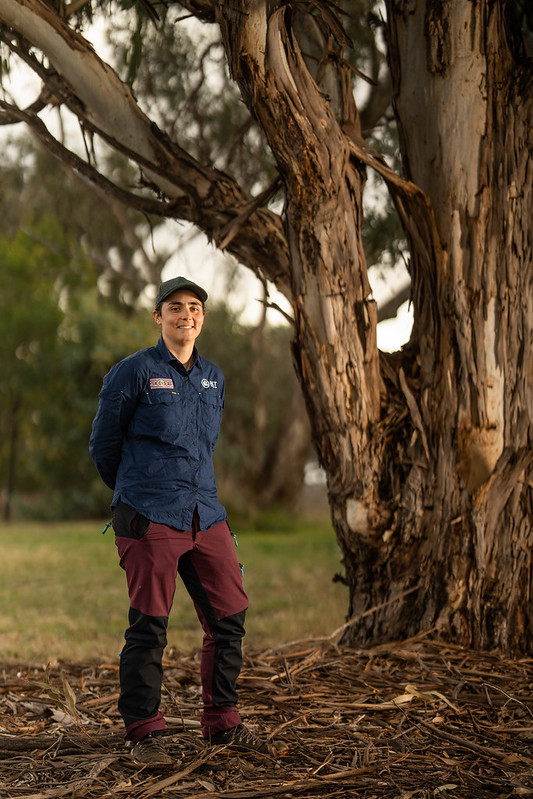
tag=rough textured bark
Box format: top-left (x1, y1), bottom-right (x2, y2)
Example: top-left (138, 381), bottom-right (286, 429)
top-left (378, 0), bottom-right (533, 651)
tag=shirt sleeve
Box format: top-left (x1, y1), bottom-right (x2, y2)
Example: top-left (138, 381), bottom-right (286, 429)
top-left (89, 358), bottom-right (143, 490)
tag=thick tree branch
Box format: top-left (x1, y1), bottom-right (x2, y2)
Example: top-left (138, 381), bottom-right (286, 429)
top-left (0, 100), bottom-right (175, 216)
top-left (0, 0), bottom-right (291, 294)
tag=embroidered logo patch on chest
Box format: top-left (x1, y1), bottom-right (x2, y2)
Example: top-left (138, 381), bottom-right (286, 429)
top-left (150, 378), bottom-right (175, 389)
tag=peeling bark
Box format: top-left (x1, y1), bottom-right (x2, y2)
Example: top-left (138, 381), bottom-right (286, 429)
top-left (377, 0), bottom-right (533, 652)
top-left (216, 0), bottom-right (533, 653)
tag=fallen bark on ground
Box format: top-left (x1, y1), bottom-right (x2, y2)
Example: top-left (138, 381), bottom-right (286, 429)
top-left (1, 635), bottom-right (533, 798)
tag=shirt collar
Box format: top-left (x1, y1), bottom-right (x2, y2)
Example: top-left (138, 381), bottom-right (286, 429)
top-left (156, 337), bottom-right (200, 370)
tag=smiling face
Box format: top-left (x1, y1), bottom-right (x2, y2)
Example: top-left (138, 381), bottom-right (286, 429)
top-left (153, 289), bottom-right (205, 361)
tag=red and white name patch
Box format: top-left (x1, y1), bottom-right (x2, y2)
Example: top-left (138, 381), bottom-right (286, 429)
top-left (150, 378), bottom-right (175, 389)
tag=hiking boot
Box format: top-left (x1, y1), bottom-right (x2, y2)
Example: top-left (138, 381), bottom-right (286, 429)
top-left (132, 732), bottom-right (173, 766)
top-left (209, 723), bottom-right (269, 754)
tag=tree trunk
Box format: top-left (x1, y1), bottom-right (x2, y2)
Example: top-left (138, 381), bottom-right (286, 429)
top-left (217, 0), bottom-right (386, 617)
top-left (255, 387), bottom-right (311, 509)
top-left (218, 1), bottom-right (533, 653)
top-left (373, 0), bottom-right (533, 652)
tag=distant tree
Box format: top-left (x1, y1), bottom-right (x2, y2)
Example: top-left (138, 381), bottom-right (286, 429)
top-left (31, 291), bottom-right (157, 518)
top-left (0, 138), bottom-right (169, 299)
top-left (1, 1), bottom-right (531, 654)
top-left (0, 223), bottom-right (157, 518)
top-left (0, 230), bottom-right (67, 519)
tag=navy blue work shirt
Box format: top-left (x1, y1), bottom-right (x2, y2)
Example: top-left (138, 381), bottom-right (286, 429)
top-left (89, 337), bottom-right (227, 531)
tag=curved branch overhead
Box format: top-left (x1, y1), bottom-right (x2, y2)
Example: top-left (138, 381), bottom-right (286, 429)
top-left (0, 0), bottom-right (291, 295)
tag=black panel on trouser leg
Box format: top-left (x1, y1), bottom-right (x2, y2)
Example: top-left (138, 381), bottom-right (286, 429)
top-left (118, 607), bottom-right (168, 727)
top-left (178, 552), bottom-right (219, 628)
top-left (178, 553), bottom-right (246, 707)
top-left (211, 609), bottom-right (246, 706)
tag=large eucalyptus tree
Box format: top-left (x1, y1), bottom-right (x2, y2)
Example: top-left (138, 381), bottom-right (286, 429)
top-left (1, 0), bottom-right (531, 653)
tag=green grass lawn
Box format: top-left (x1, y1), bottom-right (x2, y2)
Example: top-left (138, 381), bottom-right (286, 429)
top-left (0, 514), bottom-right (347, 664)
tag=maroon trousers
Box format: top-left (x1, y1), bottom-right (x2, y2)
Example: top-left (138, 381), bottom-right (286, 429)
top-left (115, 515), bottom-right (248, 742)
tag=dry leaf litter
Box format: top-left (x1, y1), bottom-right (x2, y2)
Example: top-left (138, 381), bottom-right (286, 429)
top-left (1, 634), bottom-right (533, 798)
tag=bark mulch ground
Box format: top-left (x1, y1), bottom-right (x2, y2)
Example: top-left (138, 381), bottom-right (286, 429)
top-left (1, 634), bottom-right (533, 798)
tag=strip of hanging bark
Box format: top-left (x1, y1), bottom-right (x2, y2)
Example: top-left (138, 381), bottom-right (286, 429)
top-left (398, 368), bottom-right (430, 461)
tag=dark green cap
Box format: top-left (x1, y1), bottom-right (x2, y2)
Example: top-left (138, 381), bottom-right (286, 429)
top-left (154, 276), bottom-right (208, 307)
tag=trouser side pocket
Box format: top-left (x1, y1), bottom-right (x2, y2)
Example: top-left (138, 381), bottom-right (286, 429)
top-left (112, 500), bottom-right (151, 540)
